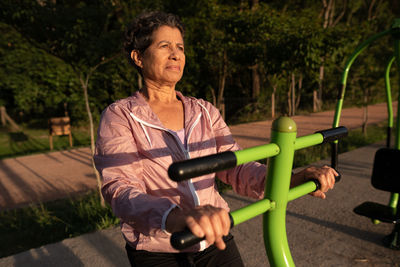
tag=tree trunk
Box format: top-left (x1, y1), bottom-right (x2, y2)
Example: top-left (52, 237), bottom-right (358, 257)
top-left (271, 86), bottom-right (276, 119)
top-left (318, 0), bottom-right (347, 112)
top-left (288, 88), bottom-right (292, 116)
top-left (291, 73), bottom-right (296, 116)
top-left (217, 51), bottom-right (228, 120)
top-left (313, 90), bottom-right (318, 112)
top-left (80, 74), bottom-right (105, 207)
top-left (368, 0), bottom-right (377, 21)
top-left (251, 0), bottom-right (259, 10)
top-left (0, 106), bottom-right (5, 126)
top-left (317, 60), bottom-right (325, 111)
top-left (210, 87), bottom-right (217, 107)
top-left (296, 73), bottom-right (302, 109)
top-left (251, 64), bottom-right (261, 99)
top-left (362, 91), bottom-right (369, 136)
top-left (249, 0), bottom-right (260, 101)
top-left (0, 106), bottom-right (21, 131)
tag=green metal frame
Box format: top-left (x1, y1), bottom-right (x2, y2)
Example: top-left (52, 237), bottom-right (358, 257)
top-left (169, 116), bottom-right (346, 265)
top-left (331, 19), bottom-right (400, 212)
top-left (169, 18), bottom-right (400, 265)
top-left (216, 117), bottom-right (339, 266)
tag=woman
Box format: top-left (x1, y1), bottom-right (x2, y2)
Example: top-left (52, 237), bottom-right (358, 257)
top-left (94, 11), bottom-right (338, 267)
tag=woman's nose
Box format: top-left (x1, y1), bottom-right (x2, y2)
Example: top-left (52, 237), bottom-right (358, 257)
top-left (169, 47), bottom-right (181, 60)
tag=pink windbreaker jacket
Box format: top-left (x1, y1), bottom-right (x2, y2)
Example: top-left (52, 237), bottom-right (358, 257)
top-left (94, 91), bottom-right (266, 253)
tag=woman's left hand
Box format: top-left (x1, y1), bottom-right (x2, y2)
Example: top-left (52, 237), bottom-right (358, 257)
top-left (292, 165), bottom-right (338, 199)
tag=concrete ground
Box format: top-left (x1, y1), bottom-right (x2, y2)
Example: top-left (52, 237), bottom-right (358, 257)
top-left (1, 143), bottom-right (399, 266)
top-left (0, 102), bottom-right (399, 266)
top-left (228, 143), bottom-right (400, 266)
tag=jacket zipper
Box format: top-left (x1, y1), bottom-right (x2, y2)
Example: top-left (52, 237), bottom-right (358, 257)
top-left (183, 114), bottom-right (203, 207)
top-left (129, 112), bottom-right (202, 207)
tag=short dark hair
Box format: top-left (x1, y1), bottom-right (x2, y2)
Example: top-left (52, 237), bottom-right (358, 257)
top-left (123, 11), bottom-right (185, 74)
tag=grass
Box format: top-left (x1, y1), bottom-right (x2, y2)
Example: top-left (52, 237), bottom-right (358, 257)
top-left (0, 121), bottom-right (390, 259)
top-left (0, 191), bottom-right (118, 258)
top-left (0, 125), bottom-right (92, 159)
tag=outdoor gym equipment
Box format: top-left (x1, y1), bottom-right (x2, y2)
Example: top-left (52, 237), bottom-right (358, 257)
top-left (168, 116), bottom-right (347, 267)
top-left (331, 19), bottom-right (400, 249)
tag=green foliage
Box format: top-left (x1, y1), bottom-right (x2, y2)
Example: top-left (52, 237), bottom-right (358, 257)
top-left (1, 0), bottom-right (122, 69)
top-left (0, 191), bottom-right (119, 258)
top-left (0, 1), bottom-right (139, 125)
top-left (0, 23), bottom-right (80, 121)
top-left (0, 0), bottom-right (398, 125)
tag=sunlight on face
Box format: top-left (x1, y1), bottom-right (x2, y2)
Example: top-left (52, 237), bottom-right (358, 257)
top-left (139, 26), bottom-right (185, 87)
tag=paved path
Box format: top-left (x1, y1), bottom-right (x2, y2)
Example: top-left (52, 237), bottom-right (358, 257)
top-left (230, 102), bottom-right (397, 148)
top-left (0, 101), bottom-right (399, 266)
top-left (0, 102), bottom-right (396, 211)
top-left (1, 144), bottom-right (399, 266)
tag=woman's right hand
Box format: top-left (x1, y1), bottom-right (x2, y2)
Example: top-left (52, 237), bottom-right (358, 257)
top-left (165, 205), bottom-right (230, 250)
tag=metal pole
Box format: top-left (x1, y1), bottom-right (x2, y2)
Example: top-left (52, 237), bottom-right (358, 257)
top-left (331, 29), bottom-right (391, 168)
top-left (384, 56), bottom-right (395, 148)
top-left (389, 19), bottom-right (400, 212)
top-left (263, 117), bottom-right (297, 267)
top-left (332, 29), bottom-right (391, 128)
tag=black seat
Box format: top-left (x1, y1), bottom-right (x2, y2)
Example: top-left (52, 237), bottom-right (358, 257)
top-left (353, 148), bottom-right (400, 249)
top-left (354, 202), bottom-right (398, 223)
top-left (370, 148), bottom-right (400, 192)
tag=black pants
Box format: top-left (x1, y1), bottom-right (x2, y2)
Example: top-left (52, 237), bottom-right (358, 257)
top-left (125, 234), bottom-right (244, 267)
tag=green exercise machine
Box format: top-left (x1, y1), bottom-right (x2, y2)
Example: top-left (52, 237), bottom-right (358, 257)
top-left (332, 19), bottom-right (400, 249)
top-left (168, 117), bottom-right (347, 266)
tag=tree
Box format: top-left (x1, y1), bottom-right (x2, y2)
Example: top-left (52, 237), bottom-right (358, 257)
top-left (0, 22), bottom-right (81, 122)
top-left (1, 0), bottom-right (124, 205)
top-left (181, 1), bottom-right (235, 118)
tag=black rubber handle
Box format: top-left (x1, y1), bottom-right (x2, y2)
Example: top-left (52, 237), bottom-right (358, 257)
top-left (171, 215), bottom-right (234, 250)
top-left (171, 172), bottom-right (341, 250)
top-left (170, 228), bottom-right (205, 250)
top-left (315, 126), bottom-right (348, 144)
top-left (311, 171), bottom-right (341, 191)
top-left (168, 151), bottom-right (237, 182)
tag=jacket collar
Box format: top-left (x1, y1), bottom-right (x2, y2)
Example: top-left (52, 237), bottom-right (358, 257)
top-left (127, 90), bottom-right (203, 131)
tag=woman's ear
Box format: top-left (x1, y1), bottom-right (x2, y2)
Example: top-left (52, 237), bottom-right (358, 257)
top-left (131, 50), bottom-right (143, 68)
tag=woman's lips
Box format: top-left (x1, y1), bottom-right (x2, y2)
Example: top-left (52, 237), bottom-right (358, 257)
top-left (166, 65), bottom-right (180, 71)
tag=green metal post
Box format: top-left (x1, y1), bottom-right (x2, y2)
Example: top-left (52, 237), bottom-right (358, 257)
top-left (331, 29), bottom-right (391, 168)
top-left (288, 181), bottom-right (317, 202)
top-left (393, 21), bottom-right (400, 151)
top-left (374, 56), bottom-right (394, 223)
top-left (263, 117), bottom-right (297, 267)
top-left (294, 133), bottom-right (324, 150)
top-left (385, 56), bottom-right (395, 148)
top-left (390, 20), bottom-right (400, 211)
top-left (230, 199), bottom-right (274, 226)
top-left (332, 29), bottom-right (391, 128)
top-left (385, 56), bottom-right (395, 129)
top-left (235, 143), bottom-right (280, 165)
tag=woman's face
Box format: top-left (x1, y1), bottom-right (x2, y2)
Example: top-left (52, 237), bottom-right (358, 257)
top-left (132, 26), bottom-right (185, 87)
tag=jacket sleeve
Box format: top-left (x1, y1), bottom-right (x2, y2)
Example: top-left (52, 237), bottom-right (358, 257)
top-left (94, 104), bottom-right (175, 236)
top-left (203, 102), bottom-right (266, 199)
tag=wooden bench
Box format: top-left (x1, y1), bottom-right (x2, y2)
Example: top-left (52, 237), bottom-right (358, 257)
top-left (48, 117), bottom-right (73, 150)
